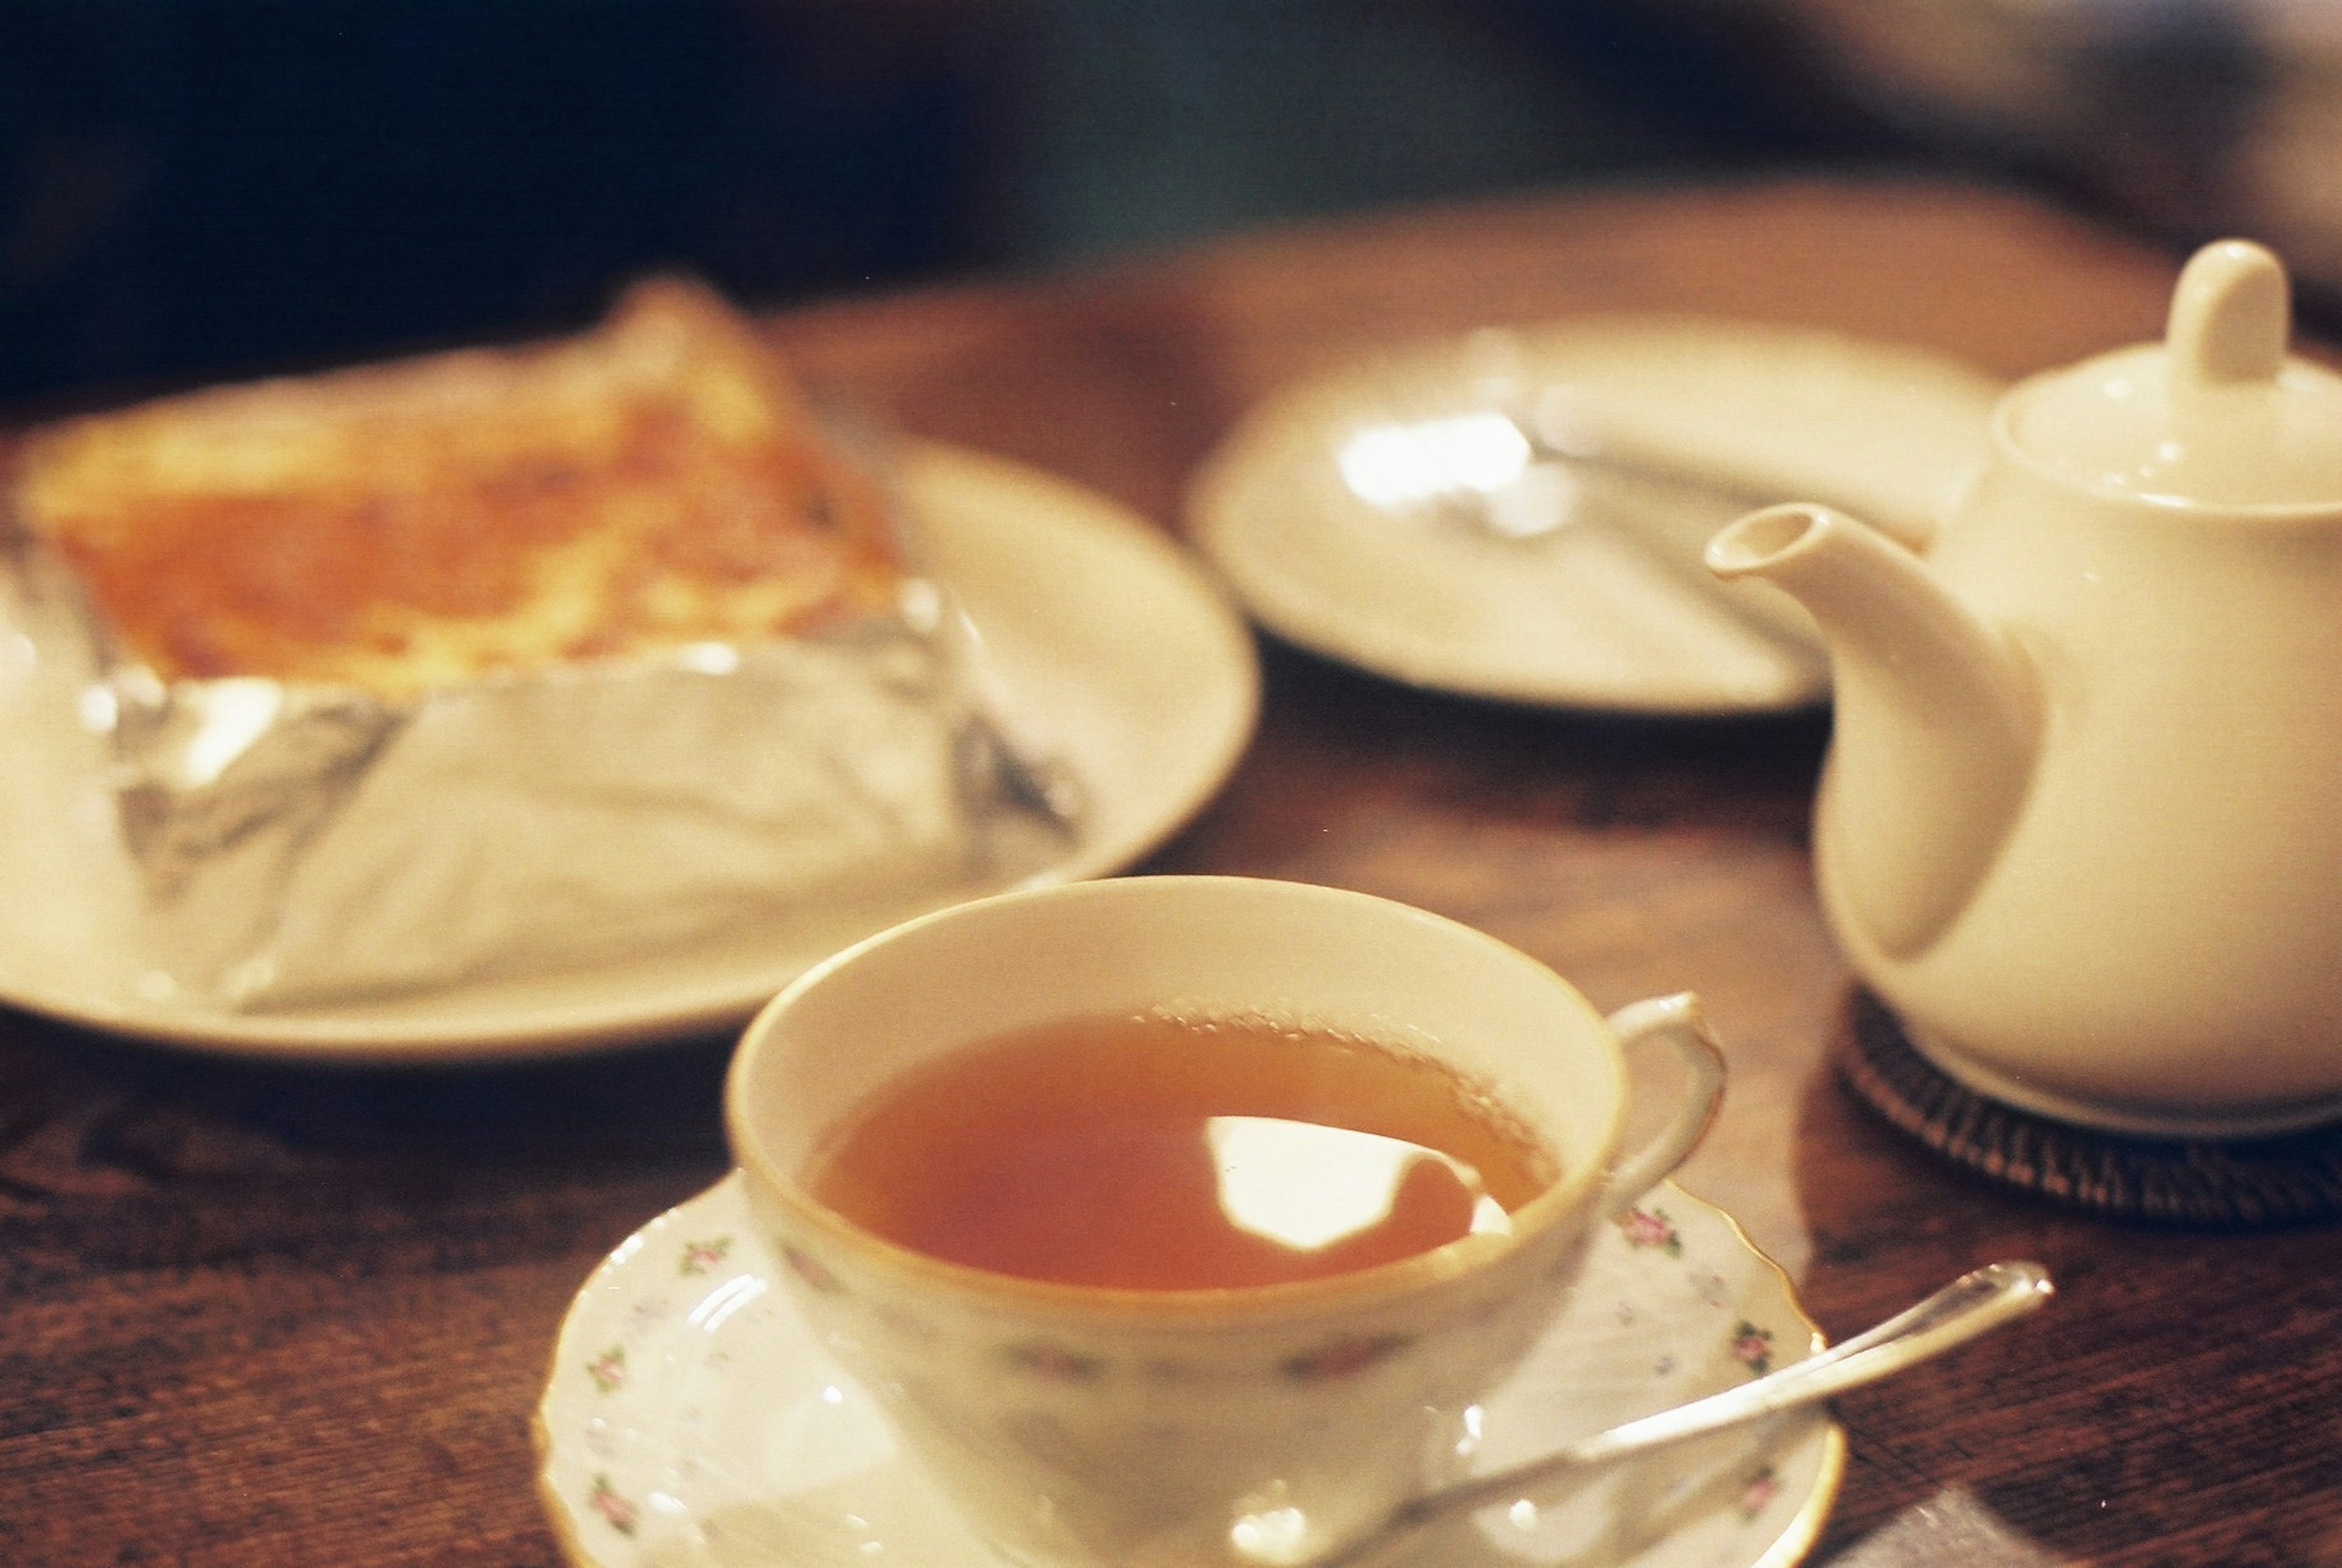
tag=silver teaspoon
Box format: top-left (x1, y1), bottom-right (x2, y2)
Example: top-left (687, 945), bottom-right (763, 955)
top-left (1232, 1258), bottom-right (2054, 1568)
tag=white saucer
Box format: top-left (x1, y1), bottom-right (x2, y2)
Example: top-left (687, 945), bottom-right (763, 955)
top-left (535, 1175), bottom-right (1844, 1568)
top-left (0, 444), bottom-right (1259, 1062)
top-left (1187, 317), bottom-right (2002, 714)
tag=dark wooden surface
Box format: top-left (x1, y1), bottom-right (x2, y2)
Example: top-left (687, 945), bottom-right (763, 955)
top-left (8, 178), bottom-right (2342, 1568)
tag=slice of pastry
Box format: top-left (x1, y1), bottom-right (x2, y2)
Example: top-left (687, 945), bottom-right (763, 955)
top-left (12, 277), bottom-right (904, 698)
top-left (2, 282), bottom-right (1074, 1012)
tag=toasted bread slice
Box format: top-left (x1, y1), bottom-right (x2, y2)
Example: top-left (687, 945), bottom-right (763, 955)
top-left (12, 279), bottom-right (903, 699)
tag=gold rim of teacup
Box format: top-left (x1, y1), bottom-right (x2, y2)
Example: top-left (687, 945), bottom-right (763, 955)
top-left (725, 876), bottom-right (1626, 1326)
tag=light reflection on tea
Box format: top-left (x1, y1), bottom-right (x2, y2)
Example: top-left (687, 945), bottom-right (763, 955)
top-left (803, 1010), bottom-right (1554, 1291)
top-left (1205, 1115), bottom-right (1513, 1250)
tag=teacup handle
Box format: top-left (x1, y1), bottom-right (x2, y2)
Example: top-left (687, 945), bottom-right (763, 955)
top-left (1600, 992), bottom-right (1726, 1215)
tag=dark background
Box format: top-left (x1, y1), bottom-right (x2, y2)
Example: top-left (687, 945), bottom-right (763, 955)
top-left (1, 0), bottom-right (2307, 412)
top-left (0, 0), bottom-right (1921, 409)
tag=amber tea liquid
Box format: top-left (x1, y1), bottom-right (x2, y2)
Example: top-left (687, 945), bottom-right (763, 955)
top-left (804, 1011), bottom-right (1556, 1291)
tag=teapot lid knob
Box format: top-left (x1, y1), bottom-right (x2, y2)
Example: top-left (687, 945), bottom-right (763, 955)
top-left (2166, 239), bottom-right (2289, 388)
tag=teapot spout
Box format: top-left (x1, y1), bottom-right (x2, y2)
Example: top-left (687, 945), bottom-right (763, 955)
top-left (1708, 504), bottom-right (2039, 957)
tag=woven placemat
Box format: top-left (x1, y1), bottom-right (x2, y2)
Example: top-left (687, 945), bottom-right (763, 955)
top-left (1837, 990), bottom-right (2342, 1227)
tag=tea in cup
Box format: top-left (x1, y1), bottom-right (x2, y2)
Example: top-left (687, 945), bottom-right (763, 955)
top-left (725, 875), bottom-right (1724, 1567)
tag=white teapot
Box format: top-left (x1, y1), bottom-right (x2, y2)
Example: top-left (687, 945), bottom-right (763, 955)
top-left (1708, 240), bottom-right (2342, 1136)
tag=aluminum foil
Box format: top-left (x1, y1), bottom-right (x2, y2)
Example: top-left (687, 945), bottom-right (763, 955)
top-left (1, 524), bottom-right (1080, 1012)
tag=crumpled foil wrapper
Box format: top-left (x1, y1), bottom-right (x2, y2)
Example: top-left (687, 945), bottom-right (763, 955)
top-left (2, 528), bottom-right (1080, 1012)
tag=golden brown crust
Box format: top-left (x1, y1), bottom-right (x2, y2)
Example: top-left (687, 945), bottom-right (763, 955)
top-left (12, 278), bottom-right (904, 698)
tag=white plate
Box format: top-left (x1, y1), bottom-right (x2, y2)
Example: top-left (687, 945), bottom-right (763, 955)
top-left (0, 444), bottom-right (1259, 1062)
top-left (1188, 317), bottom-right (2003, 714)
top-left (535, 1175), bottom-right (1844, 1568)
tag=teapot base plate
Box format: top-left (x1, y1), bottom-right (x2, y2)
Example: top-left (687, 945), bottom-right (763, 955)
top-left (1838, 990), bottom-right (2342, 1226)
top-left (1902, 1025), bottom-right (2342, 1140)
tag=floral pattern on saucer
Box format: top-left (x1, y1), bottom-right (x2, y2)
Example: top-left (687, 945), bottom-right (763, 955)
top-left (534, 1177), bottom-right (1844, 1568)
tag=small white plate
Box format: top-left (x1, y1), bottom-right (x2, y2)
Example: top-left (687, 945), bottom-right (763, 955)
top-left (535, 1175), bottom-right (1844, 1568)
top-left (1188, 317), bottom-right (2003, 714)
top-left (0, 444), bottom-right (1259, 1062)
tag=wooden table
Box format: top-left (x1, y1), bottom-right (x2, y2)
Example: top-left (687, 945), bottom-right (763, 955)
top-left (7, 179), bottom-right (2340, 1568)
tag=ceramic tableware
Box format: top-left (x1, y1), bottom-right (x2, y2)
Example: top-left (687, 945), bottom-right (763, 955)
top-left (724, 875), bottom-right (1727, 1568)
top-left (534, 1174), bottom-right (1846, 1568)
top-left (1710, 239), bottom-right (2342, 1136)
top-left (1187, 318), bottom-right (2002, 713)
top-left (0, 444), bottom-right (1258, 1061)
top-left (1249, 1258), bottom-right (2050, 1568)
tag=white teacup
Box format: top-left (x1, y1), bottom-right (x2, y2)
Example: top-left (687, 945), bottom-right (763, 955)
top-left (726, 875), bottom-right (1724, 1567)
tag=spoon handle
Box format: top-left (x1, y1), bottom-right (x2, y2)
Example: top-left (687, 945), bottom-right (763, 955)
top-left (1323, 1259), bottom-right (2054, 1567)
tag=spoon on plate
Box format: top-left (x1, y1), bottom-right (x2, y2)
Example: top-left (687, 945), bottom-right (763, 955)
top-left (1339, 387), bottom-right (1824, 657)
top-left (1222, 1258), bottom-right (2054, 1568)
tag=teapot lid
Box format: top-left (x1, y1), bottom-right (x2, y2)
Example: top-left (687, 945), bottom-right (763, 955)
top-left (2005, 240), bottom-right (2342, 508)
